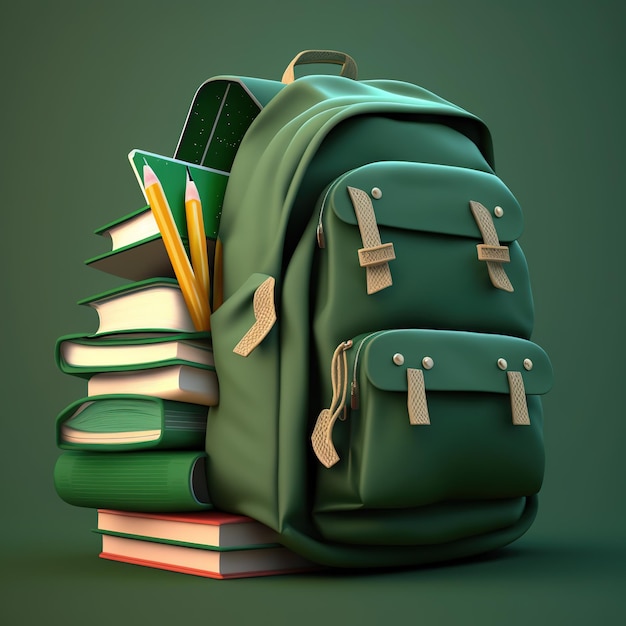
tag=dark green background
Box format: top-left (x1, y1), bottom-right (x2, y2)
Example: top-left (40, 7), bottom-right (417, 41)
top-left (2, 0), bottom-right (624, 623)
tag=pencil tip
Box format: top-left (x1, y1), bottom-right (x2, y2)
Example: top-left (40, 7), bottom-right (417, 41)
top-left (186, 166), bottom-right (192, 182)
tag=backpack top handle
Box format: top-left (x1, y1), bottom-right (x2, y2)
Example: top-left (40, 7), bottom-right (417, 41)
top-left (281, 49), bottom-right (358, 84)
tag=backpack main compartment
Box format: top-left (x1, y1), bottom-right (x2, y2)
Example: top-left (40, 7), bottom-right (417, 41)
top-left (205, 74), bottom-right (553, 568)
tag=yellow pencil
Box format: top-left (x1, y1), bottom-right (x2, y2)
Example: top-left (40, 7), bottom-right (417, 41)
top-left (143, 163), bottom-right (211, 332)
top-left (184, 168), bottom-right (211, 307)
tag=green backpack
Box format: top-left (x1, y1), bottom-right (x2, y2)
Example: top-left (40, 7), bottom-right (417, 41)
top-left (201, 50), bottom-right (553, 568)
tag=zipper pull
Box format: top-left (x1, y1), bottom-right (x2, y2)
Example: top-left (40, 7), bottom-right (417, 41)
top-left (316, 223), bottom-right (326, 248)
top-left (311, 339), bottom-right (352, 467)
top-left (316, 186), bottom-right (332, 249)
top-left (350, 380), bottom-right (359, 410)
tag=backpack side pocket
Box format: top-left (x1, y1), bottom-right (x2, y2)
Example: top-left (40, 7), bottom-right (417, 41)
top-left (206, 273), bottom-right (281, 527)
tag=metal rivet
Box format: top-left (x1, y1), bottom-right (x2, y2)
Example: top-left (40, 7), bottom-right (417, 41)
top-left (497, 358), bottom-right (508, 370)
top-left (523, 358), bottom-right (533, 371)
top-left (371, 187), bottom-right (382, 199)
top-left (392, 353), bottom-right (405, 366)
top-left (422, 356), bottom-right (434, 370)
top-left (494, 206), bottom-right (504, 218)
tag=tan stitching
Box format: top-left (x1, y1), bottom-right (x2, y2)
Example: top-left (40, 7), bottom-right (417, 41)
top-left (347, 186), bottom-right (394, 294)
top-left (407, 368), bottom-right (431, 425)
top-left (233, 277), bottom-right (277, 357)
top-left (470, 201), bottom-right (514, 292)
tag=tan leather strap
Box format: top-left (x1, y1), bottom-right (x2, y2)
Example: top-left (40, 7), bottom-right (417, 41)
top-left (233, 277), bottom-right (277, 357)
top-left (347, 186), bottom-right (395, 294)
top-left (469, 200), bottom-right (513, 292)
top-left (281, 50), bottom-right (358, 84)
top-left (507, 371), bottom-right (531, 425)
top-left (407, 368), bottom-right (431, 425)
top-left (311, 340), bottom-right (352, 468)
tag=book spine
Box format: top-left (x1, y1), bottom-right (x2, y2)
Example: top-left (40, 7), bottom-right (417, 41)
top-left (158, 412), bottom-right (208, 450)
top-left (54, 450), bottom-right (212, 512)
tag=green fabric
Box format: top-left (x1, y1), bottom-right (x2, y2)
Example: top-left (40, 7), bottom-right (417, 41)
top-left (205, 74), bottom-right (551, 568)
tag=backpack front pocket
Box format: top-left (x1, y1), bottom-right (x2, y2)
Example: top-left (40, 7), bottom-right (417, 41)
top-left (313, 161), bottom-right (535, 362)
top-left (312, 329), bottom-right (552, 516)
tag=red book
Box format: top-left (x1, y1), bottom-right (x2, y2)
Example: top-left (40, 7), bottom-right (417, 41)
top-left (96, 509), bottom-right (318, 579)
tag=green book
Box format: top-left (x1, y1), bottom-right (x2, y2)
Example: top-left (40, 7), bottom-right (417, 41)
top-left (56, 394), bottom-right (208, 452)
top-left (55, 331), bottom-right (214, 378)
top-left (53, 450), bottom-right (212, 512)
top-left (93, 205), bottom-right (159, 250)
top-left (86, 363), bottom-right (218, 407)
top-left (77, 277), bottom-right (199, 335)
top-left (86, 205), bottom-right (186, 281)
top-left (128, 149), bottom-right (228, 240)
top-left (85, 235), bottom-right (183, 282)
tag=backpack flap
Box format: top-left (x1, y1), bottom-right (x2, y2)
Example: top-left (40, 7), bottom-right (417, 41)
top-left (313, 329), bottom-right (553, 519)
top-left (315, 161), bottom-right (534, 343)
top-left (330, 161), bottom-right (523, 293)
top-left (362, 329), bottom-right (552, 397)
top-left (329, 161), bottom-right (523, 242)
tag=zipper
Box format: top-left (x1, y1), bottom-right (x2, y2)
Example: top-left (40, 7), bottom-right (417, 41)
top-left (350, 330), bottom-right (388, 410)
top-left (316, 185), bottom-right (333, 248)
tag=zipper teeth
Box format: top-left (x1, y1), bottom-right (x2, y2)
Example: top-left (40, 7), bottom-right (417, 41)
top-left (317, 186), bottom-right (333, 230)
top-left (352, 331), bottom-right (387, 385)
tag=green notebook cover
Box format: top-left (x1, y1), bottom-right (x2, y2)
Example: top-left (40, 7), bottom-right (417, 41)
top-left (56, 394), bottom-right (209, 452)
top-left (53, 450), bottom-right (212, 512)
top-left (129, 149), bottom-right (228, 240)
top-left (55, 331), bottom-right (214, 378)
top-left (174, 77), bottom-right (284, 170)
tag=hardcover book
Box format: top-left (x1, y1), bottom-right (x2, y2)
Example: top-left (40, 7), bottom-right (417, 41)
top-left (86, 149), bottom-right (225, 282)
top-left (94, 205), bottom-right (159, 251)
top-left (96, 509), bottom-right (279, 549)
top-left (56, 332), bottom-right (214, 375)
top-left (78, 278), bottom-right (198, 335)
top-left (87, 364), bottom-right (218, 406)
top-left (54, 450), bottom-right (212, 512)
top-left (86, 235), bottom-right (213, 283)
top-left (98, 533), bottom-right (316, 579)
top-left (56, 395), bottom-right (208, 451)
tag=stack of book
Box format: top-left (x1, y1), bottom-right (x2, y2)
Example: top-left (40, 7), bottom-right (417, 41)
top-left (53, 149), bottom-right (315, 578)
top-left (95, 509), bottom-right (315, 579)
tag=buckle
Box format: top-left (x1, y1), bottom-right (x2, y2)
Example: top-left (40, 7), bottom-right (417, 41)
top-left (476, 243), bottom-right (511, 263)
top-left (358, 242), bottom-right (396, 268)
